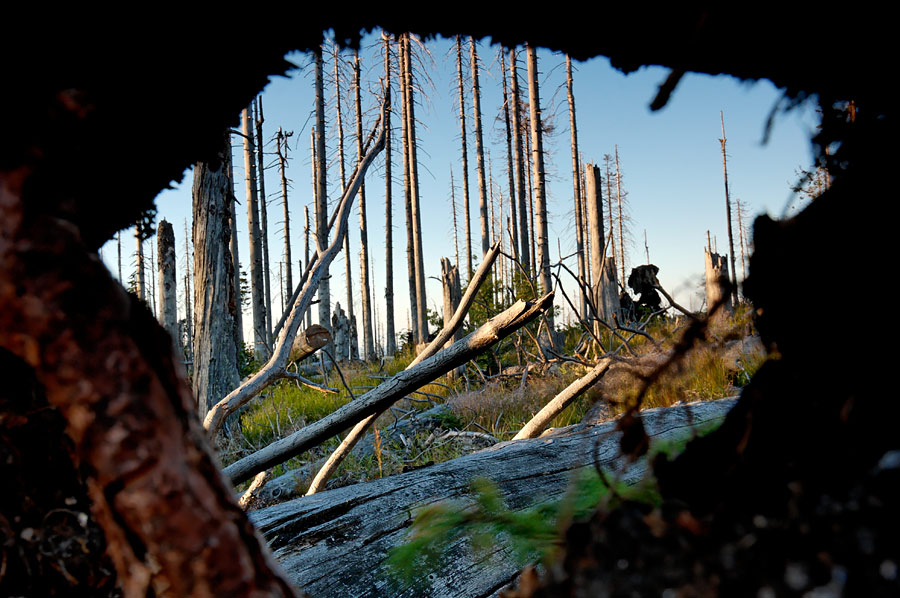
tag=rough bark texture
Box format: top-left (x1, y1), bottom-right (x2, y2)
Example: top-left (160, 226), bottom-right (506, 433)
top-left (192, 138), bottom-right (241, 421)
top-left (501, 47), bottom-right (519, 263)
top-left (584, 163), bottom-right (606, 321)
top-left (0, 168), bottom-right (299, 598)
top-left (355, 50), bottom-right (375, 361)
top-left (255, 97), bottom-right (274, 350)
top-left (253, 399), bottom-right (736, 598)
top-left (332, 302), bottom-right (350, 362)
top-left (457, 36), bottom-right (474, 277)
top-left (314, 47), bottom-right (331, 357)
top-left (399, 35), bottom-right (419, 344)
top-left (277, 128), bottom-right (293, 299)
top-left (566, 56), bottom-right (586, 318)
top-left (383, 32), bottom-right (396, 356)
top-left (509, 47), bottom-right (530, 275)
top-left (156, 218), bottom-right (178, 345)
top-left (243, 106), bottom-right (268, 360)
top-left (470, 37), bottom-right (491, 259)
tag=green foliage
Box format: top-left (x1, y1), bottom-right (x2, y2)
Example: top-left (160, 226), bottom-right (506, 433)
top-left (238, 342), bottom-right (260, 378)
top-left (387, 469), bottom-right (663, 585)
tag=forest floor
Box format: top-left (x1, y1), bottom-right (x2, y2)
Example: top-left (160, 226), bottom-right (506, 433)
top-left (220, 309), bottom-right (766, 501)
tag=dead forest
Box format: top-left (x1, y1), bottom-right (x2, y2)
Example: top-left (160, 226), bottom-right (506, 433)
top-left (2, 10), bottom-right (897, 598)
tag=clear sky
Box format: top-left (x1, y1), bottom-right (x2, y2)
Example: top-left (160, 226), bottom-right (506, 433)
top-left (101, 31), bottom-right (819, 350)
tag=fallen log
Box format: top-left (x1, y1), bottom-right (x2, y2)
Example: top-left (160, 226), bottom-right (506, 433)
top-left (251, 398), bottom-right (737, 598)
top-left (225, 293), bottom-right (554, 485)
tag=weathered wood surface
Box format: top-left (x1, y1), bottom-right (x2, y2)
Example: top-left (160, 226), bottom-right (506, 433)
top-left (251, 398), bottom-right (737, 598)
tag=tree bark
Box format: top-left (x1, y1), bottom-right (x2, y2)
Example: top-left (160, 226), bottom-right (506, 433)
top-left (509, 47), bottom-right (531, 276)
top-left (615, 145), bottom-right (627, 285)
top-left (470, 37), bottom-right (491, 260)
top-left (314, 47), bottom-right (332, 359)
top-left (229, 289), bottom-right (552, 486)
top-left (355, 49), bottom-right (375, 362)
top-left (243, 105), bottom-right (267, 360)
top-left (456, 35), bottom-right (474, 278)
top-left (192, 133), bottom-right (241, 422)
top-left (383, 31), bottom-right (396, 356)
top-left (399, 35), bottom-right (419, 345)
top-left (255, 97), bottom-right (274, 350)
top-left (228, 154), bottom-right (244, 351)
top-left (0, 167), bottom-right (299, 598)
top-left (720, 111), bottom-right (739, 304)
top-left (204, 108), bottom-right (386, 439)
top-left (252, 399), bottom-right (736, 598)
top-left (276, 127), bottom-right (293, 301)
top-left (501, 47), bottom-right (519, 264)
top-left (526, 44), bottom-right (554, 341)
top-left (704, 249), bottom-right (734, 322)
top-left (566, 55), bottom-right (587, 319)
top-left (135, 224), bottom-right (145, 300)
top-left (156, 218), bottom-right (178, 346)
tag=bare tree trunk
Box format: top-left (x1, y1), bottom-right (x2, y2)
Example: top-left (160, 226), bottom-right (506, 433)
top-left (566, 55), bottom-right (587, 319)
top-left (157, 219), bottom-right (178, 345)
top-left (355, 50), bottom-right (375, 362)
top-left (585, 163), bottom-right (607, 320)
top-left (526, 43), bottom-right (554, 339)
top-left (456, 35), bottom-right (474, 278)
top-left (383, 31), bottom-right (396, 356)
top-left (604, 154), bottom-right (617, 277)
top-left (450, 167), bottom-right (460, 270)
top-left (501, 47), bottom-right (519, 263)
top-left (276, 128), bottom-right (293, 299)
top-left (403, 33), bottom-right (428, 344)
top-left (183, 219), bottom-right (193, 366)
top-left (304, 204), bottom-right (311, 329)
top-left (314, 47), bottom-right (332, 357)
top-left (135, 225), bottom-right (145, 300)
top-left (615, 145), bottom-right (627, 285)
top-left (243, 106), bottom-right (267, 360)
top-left (470, 37), bottom-right (490, 260)
top-left (720, 111), bottom-right (739, 304)
top-left (228, 155), bottom-right (244, 351)
top-left (149, 236), bottom-right (157, 316)
top-left (117, 230), bottom-right (122, 282)
top-left (509, 47), bottom-right (530, 277)
top-left (736, 198), bottom-right (748, 288)
top-left (255, 97), bottom-right (273, 350)
top-left (525, 105), bottom-right (537, 279)
top-left (193, 132), bottom-right (241, 421)
top-left (399, 34), bottom-right (419, 345)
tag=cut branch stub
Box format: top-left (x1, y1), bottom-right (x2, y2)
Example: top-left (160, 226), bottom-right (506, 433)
top-left (289, 324), bottom-right (330, 365)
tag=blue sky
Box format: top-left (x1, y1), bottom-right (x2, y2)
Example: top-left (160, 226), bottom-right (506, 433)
top-left (102, 31), bottom-right (819, 348)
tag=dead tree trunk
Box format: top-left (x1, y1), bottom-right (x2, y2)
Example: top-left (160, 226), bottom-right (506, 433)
top-left (526, 43), bottom-right (554, 340)
top-left (228, 156), bottom-right (244, 351)
top-left (456, 35), bottom-right (474, 278)
top-left (720, 111), bottom-right (739, 304)
top-left (243, 105), bottom-right (267, 360)
top-left (470, 37), bottom-right (491, 260)
top-left (399, 34), bottom-right (419, 345)
top-left (585, 163), bottom-right (608, 320)
top-left (615, 145), bottom-right (627, 286)
top-left (135, 225), bottom-right (145, 300)
top-left (705, 248), bottom-right (734, 323)
top-left (303, 205), bottom-right (312, 329)
top-left (276, 127), bottom-right (293, 299)
top-left (314, 47), bottom-right (332, 357)
top-left (604, 154), bottom-right (617, 279)
top-left (183, 220), bottom-right (193, 366)
top-left (383, 31), bottom-right (396, 356)
top-left (355, 49), bottom-right (375, 362)
top-left (192, 133), bottom-right (241, 421)
top-left (509, 47), bottom-right (531, 276)
top-left (332, 302), bottom-right (350, 362)
top-left (255, 97), bottom-right (274, 350)
top-left (566, 55), bottom-right (587, 319)
top-left (501, 47), bottom-right (519, 263)
top-left (404, 33), bottom-right (428, 344)
top-left (156, 219), bottom-right (178, 346)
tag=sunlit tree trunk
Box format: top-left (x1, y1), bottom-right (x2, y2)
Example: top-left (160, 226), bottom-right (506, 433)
top-left (157, 218), bottom-right (178, 345)
top-left (382, 31), bottom-right (396, 356)
top-left (242, 105), bottom-right (267, 359)
top-left (276, 127), bottom-right (293, 298)
top-left (192, 131), bottom-right (240, 423)
top-left (509, 47), bottom-right (530, 276)
top-left (566, 55), bottom-right (587, 318)
top-left (456, 35), bottom-right (474, 278)
top-left (470, 36), bottom-right (490, 260)
top-left (398, 33), bottom-right (419, 344)
top-left (314, 46), bottom-right (331, 355)
top-left (254, 97), bottom-right (273, 349)
top-left (526, 43), bottom-right (554, 339)
top-left (501, 47), bottom-right (519, 264)
top-left (354, 50), bottom-right (375, 361)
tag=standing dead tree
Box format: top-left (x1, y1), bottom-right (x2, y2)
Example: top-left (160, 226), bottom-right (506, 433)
top-left (719, 111), bottom-right (739, 304)
top-left (456, 35), bottom-right (474, 278)
top-left (204, 105), bottom-right (387, 439)
top-left (471, 36), bottom-right (491, 260)
top-left (382, 31), bottom-right (397, 356)
top-left (156, 218), bottom-right (178, 346)
top-left (243, 105), bottom-right (268, 360)
top-left (355, 49), bottom-right (375, 361)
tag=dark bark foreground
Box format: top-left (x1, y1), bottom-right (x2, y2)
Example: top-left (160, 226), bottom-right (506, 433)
top-left (0, 173), bottom-right (297, 597)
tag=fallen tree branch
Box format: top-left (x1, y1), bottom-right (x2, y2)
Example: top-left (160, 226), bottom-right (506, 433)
top-left (304, 241), bottom-right (503, 495)
top-left (514, 359), bottom-right (612, 440)
top-left (204, 106), bottom-right (386, 438)
top-left (225, 292), bottom-right (554, 486)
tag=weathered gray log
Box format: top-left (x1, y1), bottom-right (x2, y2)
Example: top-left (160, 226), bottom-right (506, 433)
top-left (704, 248), bottom-right (734, 322)
top-left (251, 398), bottom-right (737, 598)
top-left (226, 292), bottom-right (554, 486)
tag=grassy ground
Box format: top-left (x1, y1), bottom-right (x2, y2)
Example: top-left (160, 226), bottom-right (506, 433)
top-left (222, 307), bottom-right (766, 493)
